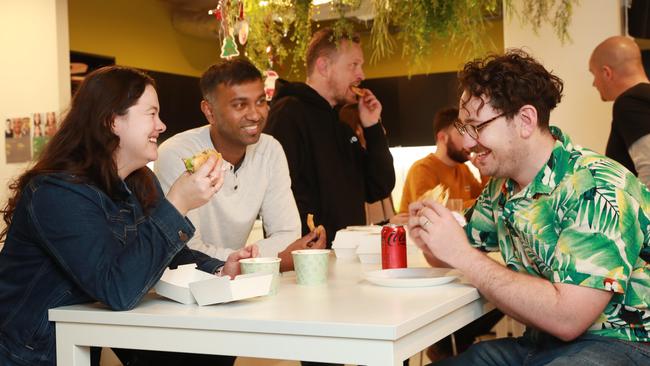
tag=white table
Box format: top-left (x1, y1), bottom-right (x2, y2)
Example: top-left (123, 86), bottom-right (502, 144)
top-left (50, 256), bottom-right (492, 366)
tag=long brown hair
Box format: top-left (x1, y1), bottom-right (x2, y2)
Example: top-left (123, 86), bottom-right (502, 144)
top-left (1, 66), bottom-right (159, 241)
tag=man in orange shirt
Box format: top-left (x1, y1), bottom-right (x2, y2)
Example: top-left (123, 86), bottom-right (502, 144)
top-left (399, 107), bottom-right (484, 213)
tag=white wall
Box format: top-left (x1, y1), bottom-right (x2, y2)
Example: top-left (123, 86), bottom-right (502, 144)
top-left (503, 0), bottom-right (623, 153)
top-left (0, 0), bottom-right (70, 240)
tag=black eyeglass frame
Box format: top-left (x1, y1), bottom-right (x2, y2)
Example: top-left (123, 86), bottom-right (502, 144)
top-left (453, 112), bottom-right (508, 140)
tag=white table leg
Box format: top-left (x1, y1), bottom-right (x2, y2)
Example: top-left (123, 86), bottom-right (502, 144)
top-left (56, 323), bottom-right (91, 366)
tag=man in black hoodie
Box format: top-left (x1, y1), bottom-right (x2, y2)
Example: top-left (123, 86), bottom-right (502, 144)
top-left (266, 28), bottom-right (395, 247)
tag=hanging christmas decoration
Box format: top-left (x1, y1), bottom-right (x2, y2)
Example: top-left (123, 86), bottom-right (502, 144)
top-left (238, 20), bottom-right (249, 45)
top-left (208, 4), bottom-right (222, 21)
top-left (208, 0), bottom-right (241, 59)
top-left (221, 33), bottom-right (240, 58)
top-left (235, 1), bottom-right (249, 45)
top-left (263, 70), bottom-right (279, 101)
top-left (238, 1), bottom-right (245, 21)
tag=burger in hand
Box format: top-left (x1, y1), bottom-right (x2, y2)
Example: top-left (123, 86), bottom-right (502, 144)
top-left (350, 85), bottom-right (365, 97)
top-left (182, 149), bottom-right (222, 173)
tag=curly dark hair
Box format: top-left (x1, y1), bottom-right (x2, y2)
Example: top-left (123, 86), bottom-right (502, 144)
top-left (458, 49), bottom-right (563, 129)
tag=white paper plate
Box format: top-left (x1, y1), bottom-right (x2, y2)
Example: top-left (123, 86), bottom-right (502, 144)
top-left (345, 225), bottom-right (382, 233)
top-left (364, 268), bottom-right (458, 287)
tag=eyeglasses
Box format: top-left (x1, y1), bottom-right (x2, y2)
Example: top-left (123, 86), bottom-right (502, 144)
top-left (453, 112), bottom-right (507, 140)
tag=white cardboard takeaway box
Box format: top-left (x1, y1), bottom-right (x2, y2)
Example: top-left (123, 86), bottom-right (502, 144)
top-left (154, 264), bottom-right (272, 306)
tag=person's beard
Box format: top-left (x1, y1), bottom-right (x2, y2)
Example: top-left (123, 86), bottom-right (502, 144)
top-left (447, 139), bottom-right (469, 164)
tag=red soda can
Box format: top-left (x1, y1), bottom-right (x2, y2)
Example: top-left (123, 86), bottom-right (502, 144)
top-left (381, 224), bottom-right (407, 269)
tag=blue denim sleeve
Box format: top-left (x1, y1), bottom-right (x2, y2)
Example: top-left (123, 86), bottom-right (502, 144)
top-left (149, 177), bottom-right (225, 273)
top-left (170, 247), bottom-right (225, 274)
top-left (28, 181), bottom-right (193, 311)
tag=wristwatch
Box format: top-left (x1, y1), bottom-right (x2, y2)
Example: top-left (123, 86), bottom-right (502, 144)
top-left (215, 265), bottom-right (225, 276)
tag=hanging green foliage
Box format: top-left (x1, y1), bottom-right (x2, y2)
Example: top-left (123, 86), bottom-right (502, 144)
top-left (505, 0), bottom-right (577, 43)
top-left (232, 0), bottom-right (576, 77)
top-left (368, 0), bottom-right (501, 70)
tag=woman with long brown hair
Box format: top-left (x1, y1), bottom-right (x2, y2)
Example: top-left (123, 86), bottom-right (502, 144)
top-left (0, 66), bottom-right (256, 366)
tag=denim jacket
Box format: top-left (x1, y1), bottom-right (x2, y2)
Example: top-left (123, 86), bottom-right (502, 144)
top-left (0, 172), bottom-right (224, 366)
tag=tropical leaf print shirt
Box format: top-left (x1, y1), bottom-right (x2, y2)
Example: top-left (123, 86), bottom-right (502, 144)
top-left (465, 126), bottom-right (650, 341)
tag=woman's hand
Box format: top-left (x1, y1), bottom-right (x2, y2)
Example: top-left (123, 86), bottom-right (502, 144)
top-left (166, 157), bottom-right (224, 216)
top-left (221, 245), bottom-right (259, 279)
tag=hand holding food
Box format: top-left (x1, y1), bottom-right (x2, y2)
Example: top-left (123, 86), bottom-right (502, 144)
top-left (417, 184), bottom-right (467, 226)
top-left (306, 213), bottom-right (326, 247)
top-left (419, 184), bottom-right (449, 206)
top-left (278, 228), bottom-right (327, 272)
top-left (350, 85), bottom-right (365, 97)
top-left (183, 149), bottom-right (222, 173)
top-left (166, 150), bottom-right (223, 216)
top-left (355, 87), bottom-right (382, 127)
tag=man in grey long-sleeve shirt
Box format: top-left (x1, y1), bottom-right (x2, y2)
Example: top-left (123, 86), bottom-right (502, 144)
top-left (156, 59), bottom-right (325, 272)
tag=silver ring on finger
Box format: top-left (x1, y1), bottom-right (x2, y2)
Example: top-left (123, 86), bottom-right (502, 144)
top-left (422, 218), bottom-right (430, 227)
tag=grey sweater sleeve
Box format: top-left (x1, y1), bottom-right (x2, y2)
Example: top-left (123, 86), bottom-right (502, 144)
top-left (628, 134), bottom-right (650, 189)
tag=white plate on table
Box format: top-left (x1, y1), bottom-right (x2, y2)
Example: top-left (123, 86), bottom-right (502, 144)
top-left (364, 268), bottom-right (458, 287)
top-left (345, 225), bottom-right (382, 233)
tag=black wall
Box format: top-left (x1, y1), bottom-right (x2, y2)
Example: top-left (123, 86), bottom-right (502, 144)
top-left (70, 51), bottom-right (207, 143)
top-left (363, 72), bottom-right (460, 147)
top-left (138, 70), bottom-right (461, 147)
top-left (629, 0), bottom-right (650, 39)
top-left (643, 50), bottom-right (650, 77)
top-left (146, 70), bottom-right (206, 143)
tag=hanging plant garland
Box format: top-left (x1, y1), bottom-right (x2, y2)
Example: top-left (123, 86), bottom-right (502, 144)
top-left (244, 0), bottom-right (299, 75)
top-left (210, 0), bottom-right (577, 76)
top-left (286, 0), bottom-right (313, 77)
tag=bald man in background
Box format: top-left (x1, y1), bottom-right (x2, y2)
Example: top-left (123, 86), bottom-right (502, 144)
top-left (590, 36), bottom-right (650, 187)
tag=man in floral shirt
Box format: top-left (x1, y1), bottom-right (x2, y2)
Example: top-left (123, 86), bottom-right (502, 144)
top-left (409, 50), bottom-right (650, 365)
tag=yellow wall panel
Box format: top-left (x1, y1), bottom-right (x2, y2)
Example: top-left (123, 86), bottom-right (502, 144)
top-left (68, 0), bottom-right (219, 76)
top-left (363, 20), bottom-right (504, 79)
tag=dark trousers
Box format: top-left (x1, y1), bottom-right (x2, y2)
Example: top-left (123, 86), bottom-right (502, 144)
top-left (111, 348), bottom-right (236, 366)
top-left (432, 328), bottom-right (650, 366)
top-left (431, 308), bottom-right (504, 358)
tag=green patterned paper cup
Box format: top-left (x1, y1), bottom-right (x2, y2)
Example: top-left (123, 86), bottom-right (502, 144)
top-left (291, 249), bottom-right (331, 286)
top-left (239, 257), bottom-right (281, 295)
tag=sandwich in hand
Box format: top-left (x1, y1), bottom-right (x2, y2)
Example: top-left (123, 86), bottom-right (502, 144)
top-left (418, 184), bottom-right (449, 206)
top-left (418, 184), bottom-right (467, 226)
top-left (350, 85), bottom-right (365, 97)
top-left (182, 149), bottom-right (222, 173)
